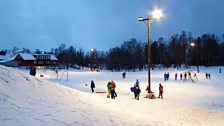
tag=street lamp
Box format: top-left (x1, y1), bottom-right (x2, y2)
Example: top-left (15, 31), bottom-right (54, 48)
top-left (138, 8), bottom-right (163, 93)
top-left (190, 42), bottom-right (199, 73)
top-left (90, 48), bottom-right (95, 71)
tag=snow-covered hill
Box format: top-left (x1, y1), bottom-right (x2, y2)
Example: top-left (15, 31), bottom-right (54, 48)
top-left (1, 65), bottom-right (224, 126)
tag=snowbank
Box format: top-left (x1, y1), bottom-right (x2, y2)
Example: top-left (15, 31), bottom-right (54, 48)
top-left (1, 65), bottom-right (224, 126)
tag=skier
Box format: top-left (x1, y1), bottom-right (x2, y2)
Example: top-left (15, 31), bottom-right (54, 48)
top-left (158, 83), bottom-right (164, 99)
top-left (134, 79), bottom-right (141, 100)
top-left (90, 80), bottom-right (95, 93)
top-left (110, 80), bottom-right (117, 99)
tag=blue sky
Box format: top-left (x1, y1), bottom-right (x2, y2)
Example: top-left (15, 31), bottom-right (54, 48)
top-left (0, 0), bottom-right (224, 52)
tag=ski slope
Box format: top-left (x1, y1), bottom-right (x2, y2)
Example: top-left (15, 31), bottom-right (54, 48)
top-left (1, 65), bottom-right (224, 126)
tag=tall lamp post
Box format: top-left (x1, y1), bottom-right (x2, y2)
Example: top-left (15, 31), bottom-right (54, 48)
top-left (138, 9), bottom-right (163, 93)
top-left (90, 48), bottom-right (95, 71)
top-left (190, 42), bottom-right (199, 73)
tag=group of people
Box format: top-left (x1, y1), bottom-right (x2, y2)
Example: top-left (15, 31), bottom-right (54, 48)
top-left (164, 73), bottom-right (170, 81)
top-left (164, 71), bottom-right (198, 82)
top-left (90, 79), bottom-right (164, 100)
top-left (205, 73), bottom-right (211, 79)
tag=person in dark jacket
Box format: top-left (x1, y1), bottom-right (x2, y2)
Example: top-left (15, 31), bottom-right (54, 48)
top-left (90, 80), bottom-right (95, 93)
top-left (110, 80), bottom-right (117, 99)
top-left (30, 67), bottom-right (36, 76)
top-left (158, 83), bottom-right (163, 99)
top-left (134, 79), bottom-right (141, 100)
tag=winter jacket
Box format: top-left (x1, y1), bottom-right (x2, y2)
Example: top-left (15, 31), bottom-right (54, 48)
top-left (107, 82), bottom-right (111, 90)
top-left (90, 81), bottom-right (95, 88)
top-left (159, 85), bottom-right (163, 93)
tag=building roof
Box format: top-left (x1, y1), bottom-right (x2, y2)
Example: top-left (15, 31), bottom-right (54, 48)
top-left (17, 53), bottom-right (36, 60)
top-left (50, 55), bottom-right (58, 60)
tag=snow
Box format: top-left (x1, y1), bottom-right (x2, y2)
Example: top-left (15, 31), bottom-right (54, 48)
top-left (1, 65), bottom-right (224, 126)
top-left (16, 53), bottom-right (36, 60)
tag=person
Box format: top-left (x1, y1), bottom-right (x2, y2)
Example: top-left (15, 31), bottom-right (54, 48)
top-left (219, 68), bottom-right (222, 73)
top-left (205, 73), bottom-right (208, 79)
top-left (122, 72), bottom-right (126, 79)
top-left (29, 67), bottom-right (36, 76)
top-left (110, 80), bottom-right (117, 99)
top-left (184, 72), bottom-right (187, 81)
top-left (90, 80), bottom-right (95, 93)
top-left (180, 73), bottom-right (183, 80)
top-left (134, 79), bottom-right (141, 100)
top-left (188, 72), bottom-right (191, 80)
top-left (164, 73), bottom-right (167, 81)
top-left (158, 83), bottom-right (163, 99)
top-left (107, 81), bottom-right (111, 98)
top-left (175, 73), bottom-right (178, 81)
top-left (167, 73), bottom-right (170, 80)
top-left (145, 85), bottom-right (156, 99)
top-left (208, 73), bottom-right (211, 79)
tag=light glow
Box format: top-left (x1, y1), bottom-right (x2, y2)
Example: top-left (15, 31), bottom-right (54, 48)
top-left (151, 9), bottom-right (163, 20)
top-left (191, 42), bottom-right (195, 47)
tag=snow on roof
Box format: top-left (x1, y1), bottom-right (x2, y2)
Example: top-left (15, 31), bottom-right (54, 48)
top-left (50, 55), bottom-right (58, 60)
top-left (18, 53), bottom-right (36, 60)
top-left (14, 48), bottom-right (31, 53)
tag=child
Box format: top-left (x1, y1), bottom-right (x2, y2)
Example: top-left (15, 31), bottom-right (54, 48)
top-left (90, 80), bottom-right (95, 93)
top-left (158, 83), bottom-right (163, 99)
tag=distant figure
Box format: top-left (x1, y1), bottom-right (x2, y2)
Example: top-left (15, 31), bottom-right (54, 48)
top-left (175, 73), bottom-right (178, 81)
top-left (158, 83), bottom-right (164, 99)
top-left (205, 73), bottom-right (208, 79)
top-left (122, 72), bottom-right (126, 79)
top-left (90, 80), bottom-right (95, 93)
top-left (134, 79), bottom-right (141, 100)
top-left (208, 73), bottom-right (211, 79)
top-left (184, 72), bottom-right (187, 81)
top-left (164, 73), bottom-right (167, 81)
top-left (193, 73), bottom-right (198, 80)
top-left (167, 73), bottom-right (170, 80)
top-left (180, 73), bottom-right (183, 80)
top-left (107, 81), bottom-right (111, 98)
top-left (110, 80), bottom-right (117, 99)
top-left (219, 68), bottom-right (222, 73)
top-left (29, 67), bottom-right (36, 76)
top-left (188, 72), bottom-right (191, 80)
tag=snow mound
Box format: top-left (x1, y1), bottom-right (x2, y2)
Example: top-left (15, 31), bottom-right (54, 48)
top-left (0, 65), bottom-right (155, 126)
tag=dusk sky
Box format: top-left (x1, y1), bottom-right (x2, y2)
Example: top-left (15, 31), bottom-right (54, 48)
top-left (0, 0), bottom-right (224, 52)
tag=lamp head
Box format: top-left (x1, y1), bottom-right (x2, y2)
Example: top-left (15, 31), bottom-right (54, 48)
top-left (190, 42), bottom-right (195, 47)
top-left (138, 17), bottom-right (144, 21)
top-left (91, 48), bottom-right (94, 52)
top-left (151, 8), bottom-right (163, 20)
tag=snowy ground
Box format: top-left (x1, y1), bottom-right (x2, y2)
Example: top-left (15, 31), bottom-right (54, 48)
top-left (1, 65), bottom-right (224, 126)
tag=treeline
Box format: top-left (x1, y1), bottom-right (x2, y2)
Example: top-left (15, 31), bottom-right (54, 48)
top-left (52, 31), bottom-right (224, 70)
top-left (18, 31), bottom-right (223, 71)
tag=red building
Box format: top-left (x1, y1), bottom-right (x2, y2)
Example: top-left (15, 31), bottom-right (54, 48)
top-left (10, 53), bottom-right (58, 67)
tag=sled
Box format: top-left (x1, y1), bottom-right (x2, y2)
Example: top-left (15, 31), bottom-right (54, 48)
top-left (95, 91), bottom-right (106, 93)
top-left (130, 87), bottom-right (134, 92)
